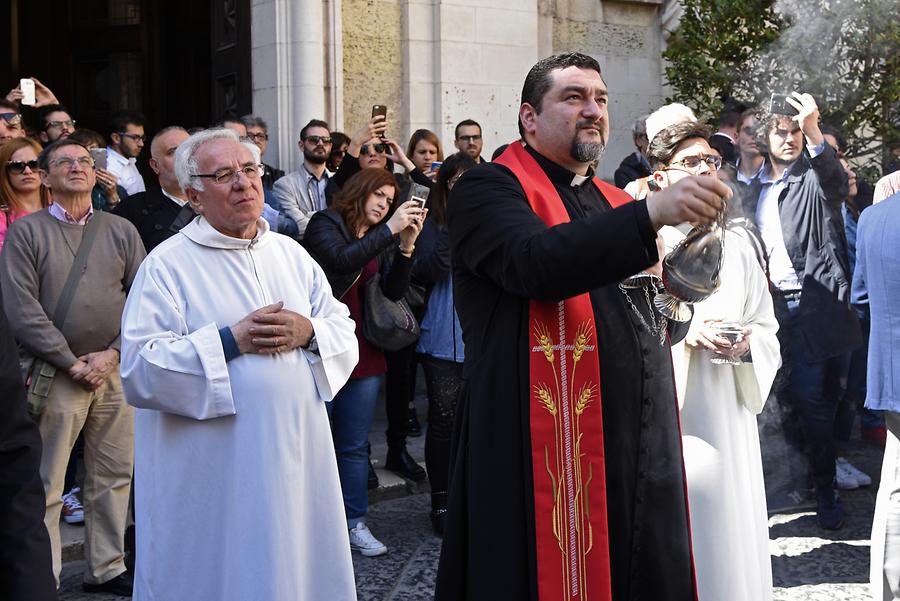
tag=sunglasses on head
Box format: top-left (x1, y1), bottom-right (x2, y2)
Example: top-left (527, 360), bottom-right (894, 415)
top-left (360, 143), bottom-right (386, 155)
top-left (6, 160), bottom-right (39, 174)
top-left (0, 112), bottom-right (23, 126)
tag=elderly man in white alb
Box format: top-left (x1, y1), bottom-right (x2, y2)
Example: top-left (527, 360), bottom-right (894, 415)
top-left (120, 128), bottom-right (360, 601)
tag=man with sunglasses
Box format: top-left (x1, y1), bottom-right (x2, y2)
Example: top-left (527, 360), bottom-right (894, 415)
top-left (742, 92), bottom-right (860, 530)
top-left (0, 99), bottom-right (26, 147)
top-left (0, 139), bottom-right (145, 596)
top-left (273, 119), bottom-right (333, 239)
top-left (105, 110), bottom-right (147, 196)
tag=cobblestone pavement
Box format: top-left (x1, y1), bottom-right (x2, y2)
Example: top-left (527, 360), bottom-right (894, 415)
top-left (60, 389), bottom-right (886, 600)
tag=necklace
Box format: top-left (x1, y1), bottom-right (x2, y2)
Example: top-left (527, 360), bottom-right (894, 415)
top-left (618, 282), bottom-right (668, 346)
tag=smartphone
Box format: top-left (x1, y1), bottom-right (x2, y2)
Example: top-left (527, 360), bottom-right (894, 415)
top-left (769, 93), bottom-right (799, 117)
top-left (430, 161), bottom-right (443, 173)
top-left (90, 148), bottom-right (107, 171)
top-left (20, 78), bottom-right (36, 106)
top-left (371, 105), bottom-right (387, 120)
top-left (407, 182), bottom-right (430, 209)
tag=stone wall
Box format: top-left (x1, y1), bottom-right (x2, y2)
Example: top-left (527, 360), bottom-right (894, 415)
top-left (342, 0), bottom-right (405, 140)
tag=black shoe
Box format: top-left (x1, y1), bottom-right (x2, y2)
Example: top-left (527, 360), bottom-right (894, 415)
top-left (406, 405), bottom-right (422, 437)
top-left (82, 571), bottom-right (133, 596)
top-left (385, 448), bottom-right (426, 482)
top-left (368, 460), bottom-right (380, 490)
top-left (430, 508), bottom-right (448, 536)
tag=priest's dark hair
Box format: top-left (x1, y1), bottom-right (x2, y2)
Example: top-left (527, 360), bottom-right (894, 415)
top-left (430, 152), bottom-right (477, 225)
top-left (518, 52), bottom-right (603, 137)
top-left (331, 167), bottom-right (398, 235)
top-left (646, 121), bottom-right (712, 171)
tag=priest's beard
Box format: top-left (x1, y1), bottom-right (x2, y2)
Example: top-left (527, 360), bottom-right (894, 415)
top-left (571, 139), bottom-right (605, 164)
top-left (570, 124), bottom-right (606, 164)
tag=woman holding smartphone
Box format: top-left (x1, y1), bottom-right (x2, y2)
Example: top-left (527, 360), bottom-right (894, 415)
top-left (405, 129), bottom-right (444, 183)
top-left (303, 168), bottom-right (425, 557)
top-left (412, 152), bottom-right (475, 534)
top-left (0, 137), bottom-right (49, 250)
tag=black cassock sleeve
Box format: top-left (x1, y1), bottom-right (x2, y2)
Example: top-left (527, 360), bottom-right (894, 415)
top-left (447, 163), bottom-right (659, 301)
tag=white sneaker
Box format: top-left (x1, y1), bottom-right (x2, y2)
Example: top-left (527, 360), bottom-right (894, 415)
top-left (835, 458), bottom-right (859, 490)
top-left (837, 457), bottom-right (872, 487)
top-left (349, 522), bottom-right (387, 557)
top-left (61, 487), bottom-right (85, 524)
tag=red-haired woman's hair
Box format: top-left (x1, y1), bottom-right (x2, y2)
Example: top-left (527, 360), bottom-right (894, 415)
top-left (331, 167), bottom-right (398, 235)
top-left (405, 129), bottom-right (443, 163)
top-left (0, 137), bottom-right (50, 214)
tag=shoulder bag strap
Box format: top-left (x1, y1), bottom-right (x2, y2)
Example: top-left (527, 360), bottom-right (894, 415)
top-left (52, 214), bottom-right (102, 329)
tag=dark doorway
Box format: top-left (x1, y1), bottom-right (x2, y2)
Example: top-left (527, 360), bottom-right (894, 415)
top-left (2, 0), bottom-right (252, 138)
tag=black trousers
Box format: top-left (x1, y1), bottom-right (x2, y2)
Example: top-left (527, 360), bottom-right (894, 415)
top-left (384, 343), bottom-right (418, 450)
top-left (418, 354), bottom-right (463, 498)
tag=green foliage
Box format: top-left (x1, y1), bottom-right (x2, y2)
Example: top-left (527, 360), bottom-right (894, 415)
top-left (664, 0), bottom-right (900, 171)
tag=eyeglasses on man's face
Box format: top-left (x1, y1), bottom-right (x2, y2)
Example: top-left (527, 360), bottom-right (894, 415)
top-left (457, 135), bottom-right (482, 143)
top-left (118, 132), bottom-right (145, 143)
top-left (360, 143), bottom-right (386, 155)
top-left (247, 131), bottom-right (268, 142)
top-left (667, 154), bottom-right (722, 173)
top-left (46, 119), bottom-right (76, 131)
top-left (49, 156), bottom-right (94, 171)
top-left (6, 159), bottom-right (39, 174)
top-left (303, 135), bottom-right (332, 146)
top-left (0, 112), bottom-right (23, 126)
top-left (190, 163), bottom-right (263, 185)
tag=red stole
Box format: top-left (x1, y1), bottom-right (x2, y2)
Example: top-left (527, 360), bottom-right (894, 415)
top-left (495, 143), bottom-right (632, 601)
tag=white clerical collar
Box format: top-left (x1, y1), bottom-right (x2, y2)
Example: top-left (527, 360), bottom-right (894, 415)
top-left (570, 173), bottom-right (590, 187)
top-left (180, 215), bottom-right (271, 250)
top-left (160, 187), bottom-right (188, 207)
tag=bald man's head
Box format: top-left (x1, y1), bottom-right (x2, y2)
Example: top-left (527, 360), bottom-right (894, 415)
top-left (149, 126), bottom-right (189, 195)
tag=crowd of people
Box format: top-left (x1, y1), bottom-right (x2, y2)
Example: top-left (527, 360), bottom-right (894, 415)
top-left (0, 52), bottom-right (898, 601)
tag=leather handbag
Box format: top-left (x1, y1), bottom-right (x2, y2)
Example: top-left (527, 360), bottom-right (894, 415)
top-left (361, 273), bottom-right (420, 352)
top-left (20, 215), bottom-right (102, 418)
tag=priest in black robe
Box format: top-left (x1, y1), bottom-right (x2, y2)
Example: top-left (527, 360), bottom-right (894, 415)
top-left (435, 53), bottom-right (730, 601)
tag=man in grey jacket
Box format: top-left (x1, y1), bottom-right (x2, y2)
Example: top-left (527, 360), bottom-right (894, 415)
top-left (273, 119), bottom-right (333, 239)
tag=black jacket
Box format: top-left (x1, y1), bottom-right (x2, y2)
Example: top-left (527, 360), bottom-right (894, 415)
top-left (613, 151), bottom-right (651, 189)
top-left (303, 209), bottom-right (413, 300)
top-left (0, 300), bottom-right (57, 601)
top-left (742, 144), bottom-right (861, 362)
top-left (112, 187), bottom-right (194, 253)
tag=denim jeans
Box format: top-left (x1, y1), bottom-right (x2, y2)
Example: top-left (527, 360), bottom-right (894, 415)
top-left (783, 302), bottom-right (851, 494)
top-left (326, 375), bottom-right (382, 528)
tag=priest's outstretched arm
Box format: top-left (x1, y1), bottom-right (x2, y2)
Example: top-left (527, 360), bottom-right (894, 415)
top-left (448, 167), bottom-right (659, 301)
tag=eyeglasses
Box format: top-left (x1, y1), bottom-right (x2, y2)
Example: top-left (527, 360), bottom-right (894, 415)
top-left (46, 119), bottom-right (76, 131)
top-left (118, 132), bottom-right (145, 143)
top-left (668, 154), bottom-right (721, 172)
top-left (303, 135), bottom-right (332, 146)
top-left (360, 143), bottom-right (386, 155)
top-left (457, 135), bottom-right (482, 143)
top-left (247, 132), bottom-right (269, 142)
top-left (50, 156), bottom-right (94, 170)
top-left (7, 160), bottom-right (39, 174)
top-left (0, 112), bottom-right (22, 126)
top-left (190, 163), bottom-right (263, 185)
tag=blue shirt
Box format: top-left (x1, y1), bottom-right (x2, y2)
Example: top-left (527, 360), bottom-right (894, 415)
top-left (416, 274), bottom-right (464, 362)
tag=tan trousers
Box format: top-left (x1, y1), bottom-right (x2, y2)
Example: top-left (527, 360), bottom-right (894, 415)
top-left (38, 370), bottom-right (133, 586)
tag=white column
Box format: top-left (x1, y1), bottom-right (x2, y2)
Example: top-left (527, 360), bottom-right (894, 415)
top-left (251, 0), bottom-right (329, 172)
